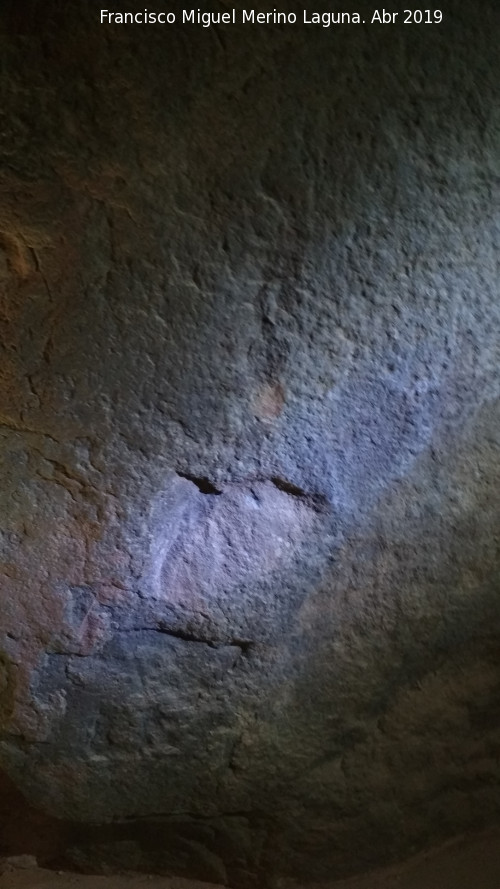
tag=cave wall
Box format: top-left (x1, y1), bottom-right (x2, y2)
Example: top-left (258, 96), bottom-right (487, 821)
top-left (1, 1), bottom-right (500, 886)
top-left (3, 826), bottom-right (500, 888)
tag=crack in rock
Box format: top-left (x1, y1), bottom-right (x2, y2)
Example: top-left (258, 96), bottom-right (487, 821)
top-left (176, 473), bottom-right (222, 495)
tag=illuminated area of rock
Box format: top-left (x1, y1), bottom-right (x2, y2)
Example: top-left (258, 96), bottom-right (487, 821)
top-left (1, 1), bottom-right (500, 886)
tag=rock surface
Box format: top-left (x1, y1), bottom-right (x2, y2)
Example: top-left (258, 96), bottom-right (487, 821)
top-left (1, 0), bottom-right (500, 886)
top-left (2, 825), bottom-right (500, 888)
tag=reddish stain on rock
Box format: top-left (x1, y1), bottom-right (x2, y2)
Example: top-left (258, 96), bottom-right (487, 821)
top-left (252, 382), bottom-right (285, 421)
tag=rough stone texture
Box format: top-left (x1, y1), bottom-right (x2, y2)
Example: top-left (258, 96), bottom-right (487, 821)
top-left (1, 0), bottom-right (500, 886)
top-left (0, 864), bottom-right (219, 889)
top-left (3, 825), bottom-right (500, 888)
